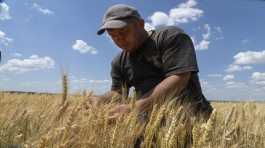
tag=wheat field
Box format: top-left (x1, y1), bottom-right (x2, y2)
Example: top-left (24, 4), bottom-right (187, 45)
top-left (0, 77), bottom-right (264, 148)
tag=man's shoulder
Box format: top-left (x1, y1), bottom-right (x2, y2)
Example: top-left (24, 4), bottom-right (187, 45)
top-left (149, 26), bottom-right (187, 46)
top-left (153, 26), bottom-right (185, 37)
top-left (111, 51), bottom-right (127, 66)
top-left (149, 26), bottom-right (191, 50)
top-left (111, 52), bottom-right (122, 64)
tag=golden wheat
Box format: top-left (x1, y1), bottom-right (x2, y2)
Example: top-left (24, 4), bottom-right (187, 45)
top-left (0, 91), bottom-right (264, 148)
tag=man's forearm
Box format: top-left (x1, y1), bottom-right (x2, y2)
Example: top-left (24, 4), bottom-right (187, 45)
top-left (135, 73), bottom-right (191, 113)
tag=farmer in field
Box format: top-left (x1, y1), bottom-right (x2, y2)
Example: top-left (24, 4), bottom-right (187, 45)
top-left (93, 4), bottom-right (213, 121)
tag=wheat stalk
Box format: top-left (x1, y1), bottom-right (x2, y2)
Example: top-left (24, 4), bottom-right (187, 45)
top-left (202, 109), bottom-right (217, 146)
top-left (144, 104), bottom-right (166, 148)
top-left (61, 72), bottom-right (68, 106)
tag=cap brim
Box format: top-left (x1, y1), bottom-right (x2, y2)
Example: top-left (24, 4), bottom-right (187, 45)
top-left (97, 19), bottom-right (130, 35)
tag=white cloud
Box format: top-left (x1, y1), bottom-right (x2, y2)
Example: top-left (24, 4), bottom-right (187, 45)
top-left (67, 76), bottom-right (111, 94)
top-left (194, 24), bottom-right (211, 50)
top-left (225, 50), bottom-right (265, 73)
top-left (214, 26), bottom-right (222, 33)
top-left (89, 79), bottom-right (110, 84)
top-left (194, 39), bottom-right (210, 51)
top-left (0, 55), bottom-right (55, 73)
top-left (169, 0), bottom-right (203, 23)
top-left (233, 50), bottom-right (265, 65)
top-left (144, 22), bottom-right (155, 31)
top-left (11, 52), bottom-right (23, 57)
top-left (148, 11), bottom-right (174, 27)
top-left (0, 2), bottom-right (11, 20)
top-left (255, 81), bottom-right (265, 86)
top-left (201, 77), bottom-right (264, 100)
top-left (0, 30), bottom-right (12, 46)
top-left (225, 81), bottom-right (246, 89)
top-left (70, 78), bottom-right (111, 85)
top-left (72, 40), bottom-right (98, 54)
top-left (251, 72), bottom-right (265, 90)
top-left (32, 3), bottom-right (54, 15)
top-left (88, 79), bottom-right (111, 94)
top-left (192, 25), bottom-right (223, 51)
top-left (71, 78), bottom-right (88, 84)
top-left (225, 81), bottom-right (235, 85)
top-left (145, 0), bottom-right (203, 30)
top-left (200, 79), bottom-right (208, 86)
top-left (199, 79), bottom-right (218, 93)
top-left (213, 26), bottom-right (224, 40)
top-left (208, 74), bottom-right (222, 77)
top-left (255, 86), bottom-right (265, 92)
top-left (225, 64), bottom-right (252, 73)
top-left (144, 1), bottom-right (221, 51)
top-left (223, 74), bottom-right (234, 81)
top-left (202, 24), bottom-right (211, 39)
top-left (251, 72), bottom-right (265, 81)
top-left (242, 65), bottom-right (252, 70)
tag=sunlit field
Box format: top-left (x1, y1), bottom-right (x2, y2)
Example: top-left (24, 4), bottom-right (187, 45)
top-left (0, 78), bottom-right (264, 148)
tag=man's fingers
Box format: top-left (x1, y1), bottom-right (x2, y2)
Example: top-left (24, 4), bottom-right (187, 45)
top-left (108, 105), bottom-right (121, 115)
top-left (108, 109), bottom-right (119, 117)
top-left (108, 114), bottom-right (119, 120)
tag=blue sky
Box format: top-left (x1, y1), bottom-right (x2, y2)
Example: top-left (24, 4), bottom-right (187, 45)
top-left (0, 0), bottom-right (265, 100)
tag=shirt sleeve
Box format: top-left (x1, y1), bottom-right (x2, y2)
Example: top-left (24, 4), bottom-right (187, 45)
top-left (160, 28), bottom-right (199, 77)
top-left (110, 55), bottom-right (123, 92)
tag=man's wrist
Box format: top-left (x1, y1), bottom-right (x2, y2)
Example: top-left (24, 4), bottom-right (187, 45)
top-left (135, 97), bottom-right (153, 113)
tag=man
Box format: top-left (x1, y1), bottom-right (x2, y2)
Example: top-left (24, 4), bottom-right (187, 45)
top-left (93, 4), bottom-right (213, 121)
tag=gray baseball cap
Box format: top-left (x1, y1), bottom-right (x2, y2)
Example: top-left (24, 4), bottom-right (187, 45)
top-left (97, 4), bottom-right (142, 35)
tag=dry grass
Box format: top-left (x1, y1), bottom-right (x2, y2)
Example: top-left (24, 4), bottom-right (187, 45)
top-left (0, 77), bottom-right (264, 148)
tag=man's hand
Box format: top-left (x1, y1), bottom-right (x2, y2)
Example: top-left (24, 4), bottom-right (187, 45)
top-left (105, 73), bottom-right (191, 123)
top-left (108, 104), bottom-right (131, 121)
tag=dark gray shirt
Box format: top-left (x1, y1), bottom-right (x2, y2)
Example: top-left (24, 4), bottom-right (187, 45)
top-left (110, 26), bottom-right (212, 114)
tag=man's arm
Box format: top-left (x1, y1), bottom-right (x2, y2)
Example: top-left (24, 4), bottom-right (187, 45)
top-left (134, 29), bottom-right (198, 112)
top-left (135, 72), bottom-right (191, 113)
top-left (108, 72), bottom-right (191, 120)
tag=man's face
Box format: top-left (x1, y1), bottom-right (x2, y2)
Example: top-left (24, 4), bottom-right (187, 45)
top-left (107, 20), bottom-right (143, 52)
